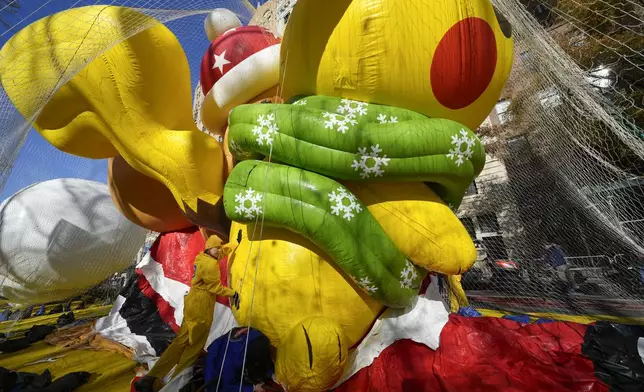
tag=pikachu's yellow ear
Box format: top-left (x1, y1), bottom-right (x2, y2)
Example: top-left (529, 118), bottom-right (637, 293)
top-left (0, 5), bottom-right (193, 157)
top-left (0, 5), bottom-right (227, 231)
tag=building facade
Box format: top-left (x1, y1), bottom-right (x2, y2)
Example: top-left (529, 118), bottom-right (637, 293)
top-left (250, 0), bottom-right (297, 36)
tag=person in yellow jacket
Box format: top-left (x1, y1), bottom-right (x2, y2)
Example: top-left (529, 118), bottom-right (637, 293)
top-left (135, 235), bottom-right (240, 392)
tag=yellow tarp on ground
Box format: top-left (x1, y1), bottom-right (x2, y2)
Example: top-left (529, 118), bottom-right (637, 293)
top-left (0, 305), bottom-right (112, 335)
top-left (0, 341), bottom-right (136, 391)
top-left (0, 305), bottom-right (137, 391)
top-left (478, 308), bottom-right (644, 325)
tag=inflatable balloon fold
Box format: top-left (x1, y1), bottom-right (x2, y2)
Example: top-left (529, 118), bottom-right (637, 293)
top-left (0, 179), bottom-right (146, 305)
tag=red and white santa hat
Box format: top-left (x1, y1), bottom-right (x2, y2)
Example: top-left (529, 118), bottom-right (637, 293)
top-left (199, 10), bottom-right (281, 135)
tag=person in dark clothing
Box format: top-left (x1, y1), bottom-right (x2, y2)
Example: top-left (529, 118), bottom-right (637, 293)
top-left (544, 243), bottom-right (566, 268)
top-left (48, 304), bottom-right (64, 315)
top-left (204, 327), bottom-right (279, 392)
top-left (544, 243), bottom-right (577, 291)
top-left (21, 306), bottom-right (34, 319)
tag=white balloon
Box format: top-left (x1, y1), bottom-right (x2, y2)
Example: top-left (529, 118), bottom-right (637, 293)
top-left (204, 8), bottom-right (242, 42)
top-left (0, 179), bottom-right (146, 305)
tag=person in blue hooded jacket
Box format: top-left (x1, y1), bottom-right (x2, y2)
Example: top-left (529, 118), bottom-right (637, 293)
top-left (544, 243), bottom-right (576, 291)
top-left (204, 327), bottom-right (280, 392)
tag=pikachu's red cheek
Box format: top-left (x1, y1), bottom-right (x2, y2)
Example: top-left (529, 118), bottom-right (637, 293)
top-left (430, 17), bottom-right (497, 110)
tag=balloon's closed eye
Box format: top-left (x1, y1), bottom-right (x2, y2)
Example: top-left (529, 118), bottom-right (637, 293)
top-left (493, 6), bottom-right (512, 38)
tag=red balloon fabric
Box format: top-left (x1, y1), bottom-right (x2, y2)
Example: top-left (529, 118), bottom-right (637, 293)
top-left (434, 315), bottom-right (608, 392)
top-left (336, 315), bottom-right (610, 392)
top-left (334, 339), bottom-right (442, 392)
top-left (149, 226), bottom-right (205, 286)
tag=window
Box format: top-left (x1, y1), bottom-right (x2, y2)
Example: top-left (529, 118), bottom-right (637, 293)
top-left (527, 1), bottom-right (557, 28)
top-left (494, 99), bottom-right (511, 124)
top-left (539, 87), bottom-right (562, 108)
top-left (519, 51), bottom-right (537, 71)
top-left (461, 217), bottom-right (476, 238)
top-left (586, 66), bottom-right (612, 89)
top-left (506, 135), bottom-right (529, 155)
top-left (478, 214), bottom-right (500, 233)
top-left (465, 181), bottom-right (478, 196)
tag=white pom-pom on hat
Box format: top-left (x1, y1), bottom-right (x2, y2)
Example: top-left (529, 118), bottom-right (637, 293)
top-left (199, 25), bottom-right (281, 136)
top-left (204, 9), bottom-right (242, 42)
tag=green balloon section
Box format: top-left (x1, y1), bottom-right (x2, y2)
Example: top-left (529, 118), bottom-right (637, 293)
top-left (224, 95), bottom-right (484, 308)
top-left (224, 160), bottom-right (426, 308)
top-left (227, 95), bottom-right (485, 208)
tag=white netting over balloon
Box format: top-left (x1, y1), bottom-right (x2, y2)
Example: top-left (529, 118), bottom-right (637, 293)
top-left (0, 0), bottom-right (643, 390)
top-left (460, 0), bottom-right (644, 315)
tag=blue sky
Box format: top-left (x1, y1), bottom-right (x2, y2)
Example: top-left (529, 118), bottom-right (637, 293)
top-left (0, 0), bottom-right (267, 201)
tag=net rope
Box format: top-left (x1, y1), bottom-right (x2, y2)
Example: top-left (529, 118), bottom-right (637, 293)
top-left (465, 0), bottom-right (644, 316)
top-left (0, 0), bottom-right (642, 388)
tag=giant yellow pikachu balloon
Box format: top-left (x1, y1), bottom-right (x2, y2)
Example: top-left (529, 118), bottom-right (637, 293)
top-left (231, 2), bottom-right (512, 390)
top-left (280, 0), bottom-right (513, 131)
top-left (0, 6), bottom-right (226, 231)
